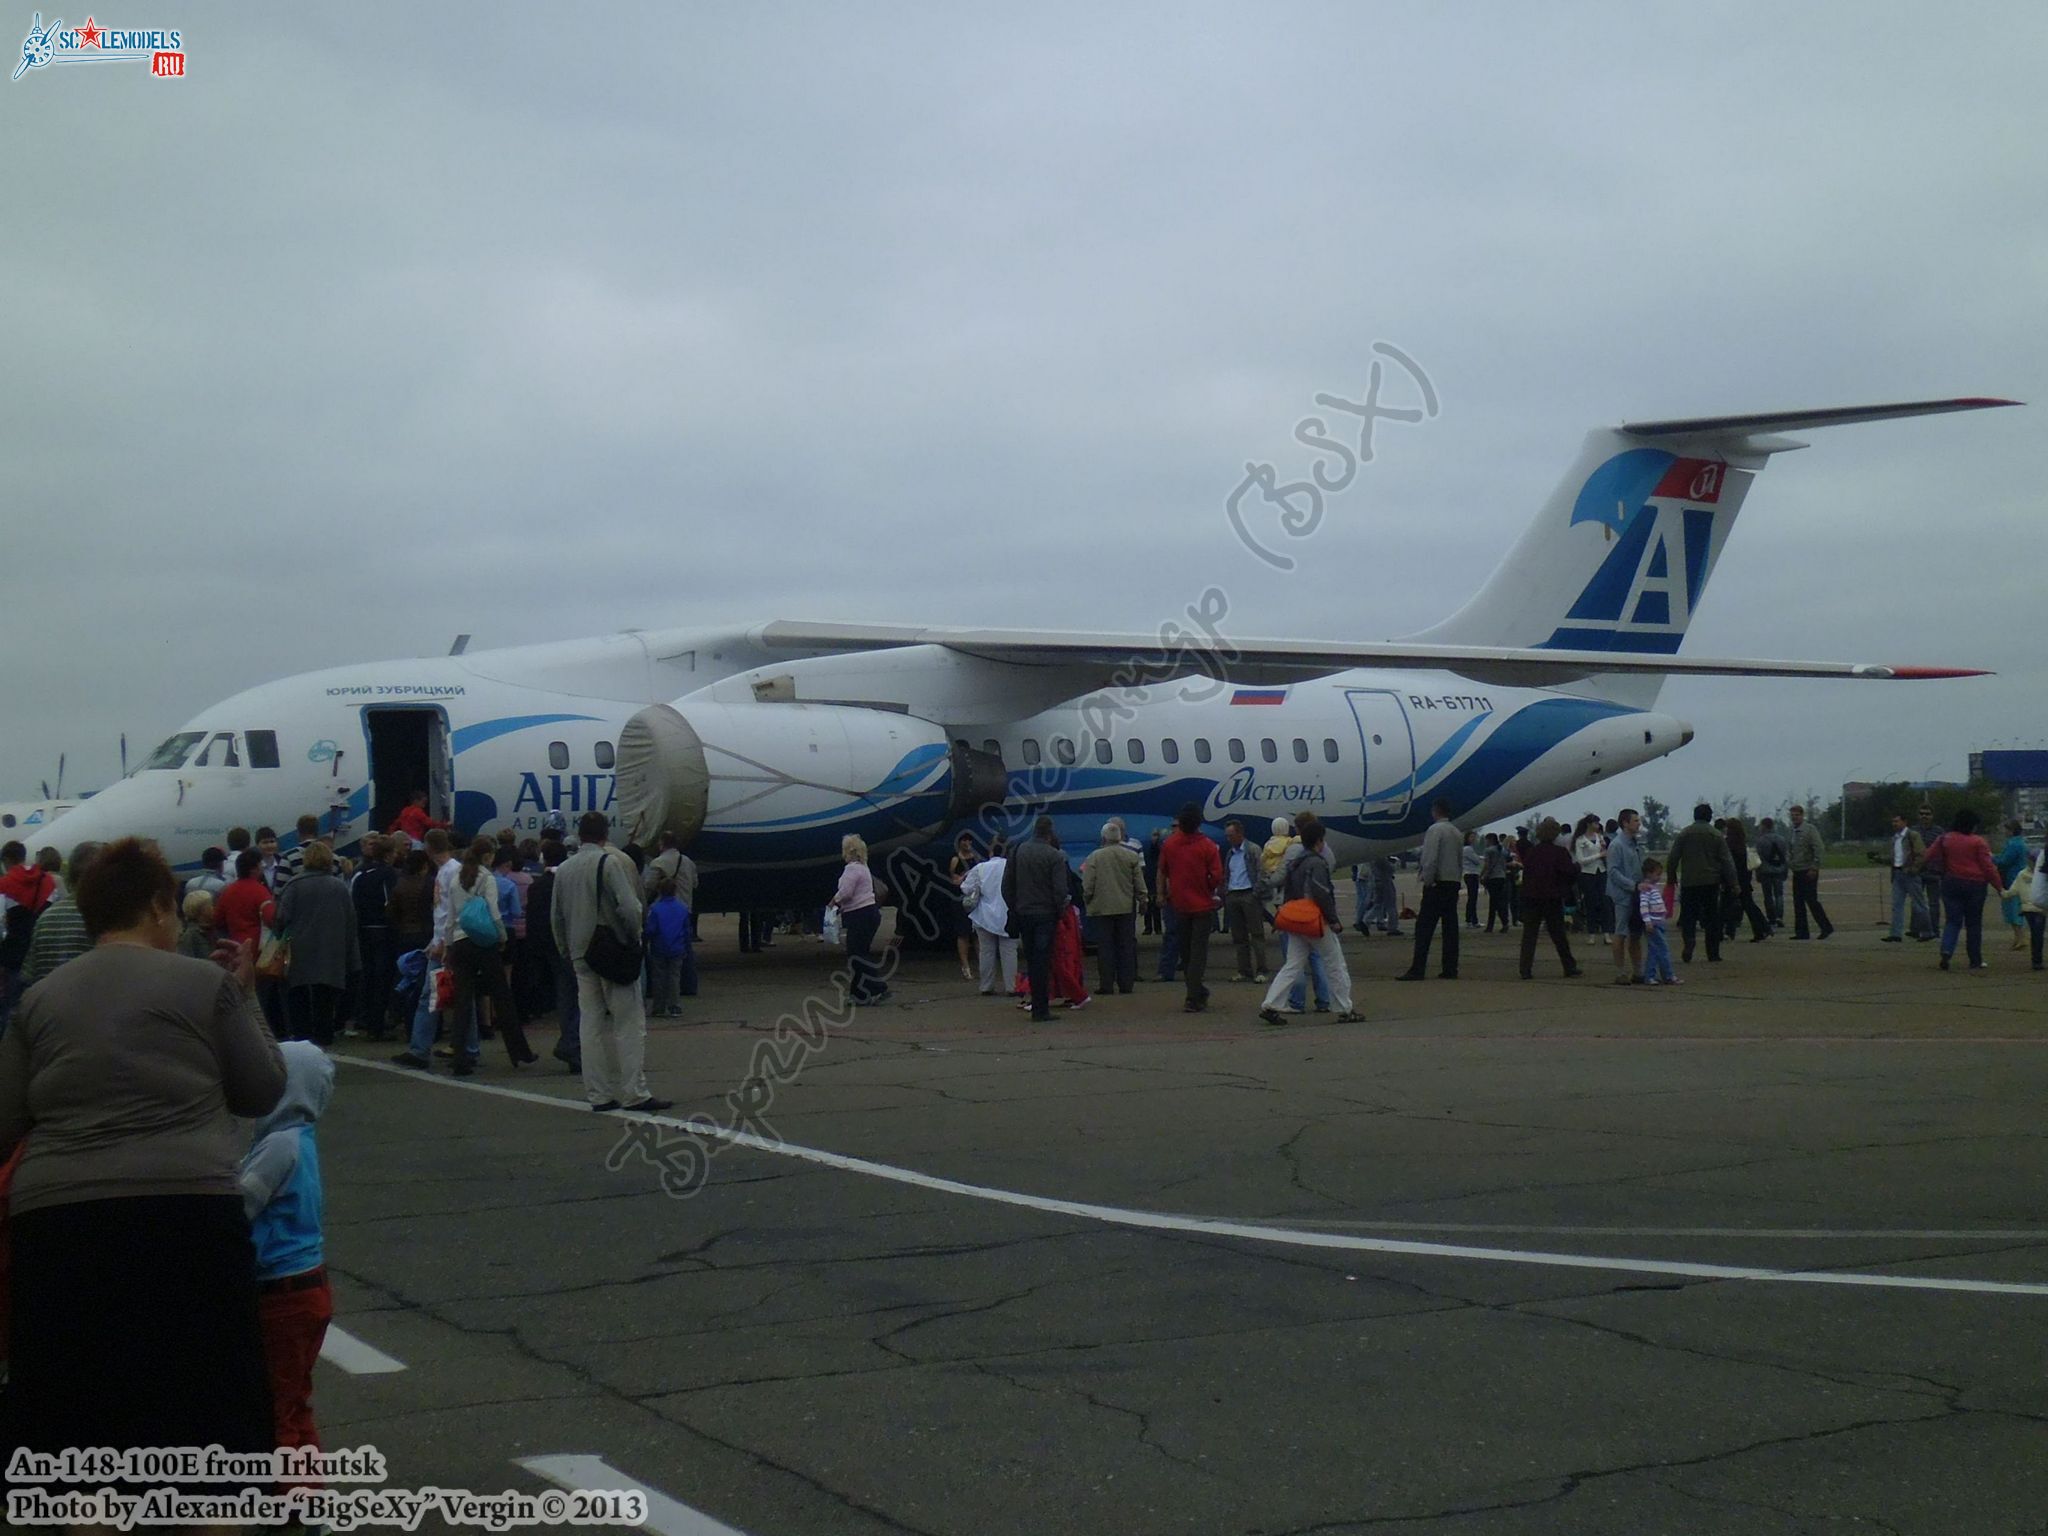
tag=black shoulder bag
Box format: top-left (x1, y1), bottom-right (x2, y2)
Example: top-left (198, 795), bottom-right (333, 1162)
top-left (583, 851), bottom-right (646, 986)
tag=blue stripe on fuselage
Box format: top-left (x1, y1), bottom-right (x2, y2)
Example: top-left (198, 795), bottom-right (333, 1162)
top-left (450, 713), bottom-right (604, 756)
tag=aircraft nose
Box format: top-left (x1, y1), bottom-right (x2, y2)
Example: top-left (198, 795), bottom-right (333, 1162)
top-left (1678, 721), bottom-right (1695, 748)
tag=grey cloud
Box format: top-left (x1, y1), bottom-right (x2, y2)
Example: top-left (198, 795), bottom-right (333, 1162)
top-left (4, 1), bottom-right (2041, 812)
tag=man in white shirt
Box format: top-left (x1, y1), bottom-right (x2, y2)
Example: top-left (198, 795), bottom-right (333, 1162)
top-left (1220, 820), bottom-right (1268, 982)
top-left (961, 838), bottom-right (1016, 995)
top-left (1885, 812), bottom-right (1932, 942)
top-left (643, 831), bottom-right (698, 909)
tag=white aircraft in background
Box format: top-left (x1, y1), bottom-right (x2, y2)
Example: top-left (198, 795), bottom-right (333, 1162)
top-left (30, 398), bottom-right (2010, 911)
top-left (0, 799), bottom-right (82, 838)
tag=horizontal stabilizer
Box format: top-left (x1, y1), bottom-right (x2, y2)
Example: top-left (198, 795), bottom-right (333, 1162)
top-left (1621, 397), bottom-right (2017, 438)
top-left (754, 621), bottom-right (1989, 691)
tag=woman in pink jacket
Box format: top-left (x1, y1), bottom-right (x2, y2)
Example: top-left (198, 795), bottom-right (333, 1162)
top-left (1923, 808), bottom-right (2002, 972)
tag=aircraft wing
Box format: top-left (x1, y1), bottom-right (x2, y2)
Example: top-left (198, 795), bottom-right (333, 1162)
top-left (752, 621), bottom-right (1988, 689)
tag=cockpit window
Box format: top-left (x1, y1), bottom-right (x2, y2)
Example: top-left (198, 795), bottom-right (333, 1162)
top-left (144, 732), bottom-right (205, 771)
top-left (246, 730), bottom-right (281, 769)
top-left (194, 732), bottom-right (240, 768)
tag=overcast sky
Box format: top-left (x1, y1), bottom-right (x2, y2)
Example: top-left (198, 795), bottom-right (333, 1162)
top-left (6, 2), bottom-right (2041, 825)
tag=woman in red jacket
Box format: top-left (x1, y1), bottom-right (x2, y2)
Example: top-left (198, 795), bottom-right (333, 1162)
top-left (1923, 808), bottom-right (2002, 972)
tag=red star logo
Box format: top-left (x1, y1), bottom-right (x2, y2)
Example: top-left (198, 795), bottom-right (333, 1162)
top-left (76, 17), bottom-right (102, 47)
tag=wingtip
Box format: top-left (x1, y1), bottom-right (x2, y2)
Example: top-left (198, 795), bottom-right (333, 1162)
top-left (1879, 666), bottom-right (1995, 680)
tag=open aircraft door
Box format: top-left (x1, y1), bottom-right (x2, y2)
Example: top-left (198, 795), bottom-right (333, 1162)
top-left (364, 707), bottom-right (453, 836)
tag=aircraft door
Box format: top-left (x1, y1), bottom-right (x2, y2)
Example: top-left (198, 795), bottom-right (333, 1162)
top-left (1345, 689), bottom-right (1416, 827)
top-left (364, 708), bottom-right (452, 835)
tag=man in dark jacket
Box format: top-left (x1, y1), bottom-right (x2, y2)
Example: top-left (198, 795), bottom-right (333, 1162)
top-left (1001, 816), bottom-right (1069, 1022)
top-left (1516, 818), bottom-right (1582, 980)
top-left (526, 842), bottom-right (579, 1070)
top-left (1719, 818), bottom-right (1772, 944)
top-left (1752, 817), bottom-right (1790, 929)
top-left (1142, 829), bottom-right (1164, 935)
top-left (1667, 804), bottom-right (1739, 963)
top-left (349, 836), bottom-right (398, 1039)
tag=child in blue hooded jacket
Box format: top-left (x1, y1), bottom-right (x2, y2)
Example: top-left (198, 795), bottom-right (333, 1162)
top-left (238, 1040), bottom-right (335, 1454)
top-left (644, 877), bottom-right (695, 1017)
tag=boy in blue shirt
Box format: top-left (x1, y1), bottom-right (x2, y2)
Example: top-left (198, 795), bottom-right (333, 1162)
top-left (239, 1041), bottom-right (335, 1454)
top-left (644, 877), bottom-right (695, 1017)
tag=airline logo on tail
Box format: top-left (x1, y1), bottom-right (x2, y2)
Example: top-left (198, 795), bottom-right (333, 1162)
top-left (1547, 448), bottom-right (1732, 654)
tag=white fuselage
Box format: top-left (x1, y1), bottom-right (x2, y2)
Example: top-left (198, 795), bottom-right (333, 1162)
top-left (27, 626), bottom-right (1687, 897)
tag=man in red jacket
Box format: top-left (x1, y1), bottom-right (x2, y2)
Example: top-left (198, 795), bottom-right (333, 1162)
top-left (1158, 802), bottom-right (1224, 1013)
top-left (0, 840), bottom-right (58, 1029)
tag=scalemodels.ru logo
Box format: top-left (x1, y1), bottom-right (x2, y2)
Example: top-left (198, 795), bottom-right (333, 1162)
top-left (13, 12), bottom-right (185, 81)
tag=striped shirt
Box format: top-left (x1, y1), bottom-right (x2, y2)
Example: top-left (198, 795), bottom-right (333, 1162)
top-left (20, 896), bottom-right (91, 988)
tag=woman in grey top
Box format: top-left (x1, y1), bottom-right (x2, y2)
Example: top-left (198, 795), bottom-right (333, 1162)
top-left (272, 839), bottom-right (360, 1047)
top-left (1479, 834), bottom-right (1511, 933)
top-left (0, 836), bottom-right (286, 1474)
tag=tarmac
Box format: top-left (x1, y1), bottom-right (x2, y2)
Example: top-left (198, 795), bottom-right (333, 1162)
top-left (314, 872), bottom-right (2047, 1535)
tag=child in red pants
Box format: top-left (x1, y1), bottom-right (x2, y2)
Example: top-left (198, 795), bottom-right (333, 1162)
top-left (238, 1040), bottom-right (335, 1455)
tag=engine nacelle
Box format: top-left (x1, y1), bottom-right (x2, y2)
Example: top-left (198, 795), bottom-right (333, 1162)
top-left (615, 700), bottom-right (1006, 869)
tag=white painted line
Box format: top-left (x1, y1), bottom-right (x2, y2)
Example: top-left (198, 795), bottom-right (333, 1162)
top-left (518, 1453), bottom-right (750, 1536)
top-left (319, 1324), bottom-right (408, 1375)
top-left (1252, 1220), bottom-right (2048, 1241)
top-left (337, 1056), bottom-right (2048, 1298)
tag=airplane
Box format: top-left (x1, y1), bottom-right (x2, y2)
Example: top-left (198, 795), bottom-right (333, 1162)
top-left (27, 398), bottom-right (2012, 910)
top-left (0, 800), bottom-right (83, 837)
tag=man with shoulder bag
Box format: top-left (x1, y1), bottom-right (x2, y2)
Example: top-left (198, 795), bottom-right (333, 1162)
top-left (550, 812), bottom-right (670, 1114)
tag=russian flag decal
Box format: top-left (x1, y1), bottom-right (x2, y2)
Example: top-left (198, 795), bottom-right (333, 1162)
top-left (1231, 688), bottom-right (1288, 706)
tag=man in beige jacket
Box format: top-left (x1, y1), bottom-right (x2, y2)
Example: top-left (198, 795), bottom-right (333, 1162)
top-left (1081, 818), bottom-right (1147, 995)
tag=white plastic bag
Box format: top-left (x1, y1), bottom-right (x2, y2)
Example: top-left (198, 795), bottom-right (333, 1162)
top-left (821, 906), bottom-right (843, 945)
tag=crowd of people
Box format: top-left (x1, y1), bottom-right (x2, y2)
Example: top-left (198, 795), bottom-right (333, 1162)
top-left (912, 797), bottom-right (2046, 1013)
top-left (0, 785), bottom-right (2037, 1473)
top-left (0, 799), bottom-right (689, 1112)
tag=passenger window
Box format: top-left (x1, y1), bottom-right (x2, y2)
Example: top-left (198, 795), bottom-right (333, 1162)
top-left (143, 731), bottom-right (204, 771)
top-left (1022, 739), bottom-right (1042, 766)
top-left (1094, 739), bottom-right (1112, 765)
top-left (1323, 737), bottom-right (1339, 763)
top-left (1228, 738), bottom-right (1246, 765)
top-left (548, 741), bottom-right (570, 770)
top-left (595, 741), bottom-right (616, 770)
top-left (1260, 738), bottom-right (1278, 764)
top-left (1053, 737), bottom-right (1077, 766)
top-left (1127, 740), bottom-right (1145, 765)
top-left (1193, 739), bottom-right (1212, 764)
top-left (1292, 738), bottom-right (1309, 763)
top-left (195, 732), bottom-right (240, 768)
top-left (246, 730), bottom-right (280, 769)
top-left (1161, 739), bottom-right (1180, 764)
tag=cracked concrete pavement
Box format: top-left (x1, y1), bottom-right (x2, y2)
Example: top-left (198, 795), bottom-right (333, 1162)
top-left (315, 906), bottom-right (2046, 1533)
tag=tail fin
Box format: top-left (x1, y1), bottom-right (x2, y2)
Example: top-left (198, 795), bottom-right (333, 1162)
top-left (1410, 398), bottom-right (2016, 707)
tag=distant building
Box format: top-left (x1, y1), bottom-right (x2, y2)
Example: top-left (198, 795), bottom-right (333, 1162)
top-left (1970, 750), bottom-right (2048, 829)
